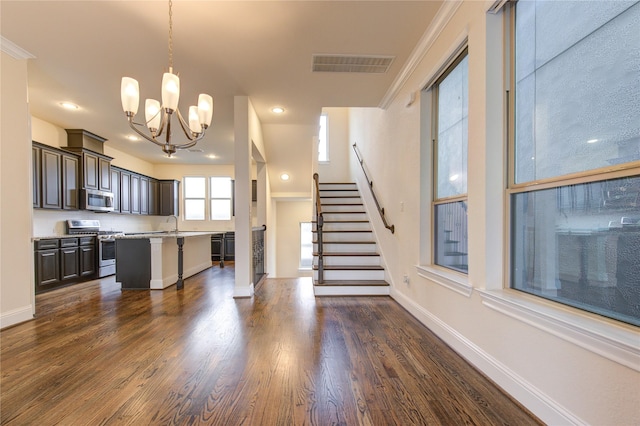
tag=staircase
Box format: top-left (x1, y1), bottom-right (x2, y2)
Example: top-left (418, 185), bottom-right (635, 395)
top-left (313, 182), bottom-right (390, 296)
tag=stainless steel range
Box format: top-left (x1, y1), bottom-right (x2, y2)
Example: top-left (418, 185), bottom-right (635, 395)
top-left (66, 220), bottom-right (123, 278)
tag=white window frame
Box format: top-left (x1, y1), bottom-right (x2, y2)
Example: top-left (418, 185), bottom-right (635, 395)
top-left (318, 113), bottom-right (329, 163)
top-left (209, 176), bottom-right (233, 221)
top-left (299, 222), bottom-right (313, 270)
top-left (183, 176), bottom-right (206, 221)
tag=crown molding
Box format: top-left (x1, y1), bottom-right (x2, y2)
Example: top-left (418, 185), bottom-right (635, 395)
top-left (1, 36), bottom-right (35, 60)
top-left (379, 0), bottom-right (462, 109)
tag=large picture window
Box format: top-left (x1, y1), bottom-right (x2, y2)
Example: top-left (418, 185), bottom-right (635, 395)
top-left (432, 50), bottom-right (469, 274)
top-left (509, 1), bottom-right (640, 326)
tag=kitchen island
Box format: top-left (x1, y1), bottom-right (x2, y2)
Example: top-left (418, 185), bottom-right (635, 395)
top-left (115, 232), bottom-right (217, 290)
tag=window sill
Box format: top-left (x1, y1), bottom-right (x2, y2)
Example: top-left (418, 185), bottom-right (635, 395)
top-left (477, 288), bottom-right (640, 371)
top-left (416, 265), bottom-right (472, 297)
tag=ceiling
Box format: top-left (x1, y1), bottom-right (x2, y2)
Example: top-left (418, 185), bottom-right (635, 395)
top-left (1, 1), bottom-right (442, 193)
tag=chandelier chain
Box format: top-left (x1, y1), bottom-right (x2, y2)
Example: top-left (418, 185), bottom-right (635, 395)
top-left (168, 0), bottom-right (173, 70)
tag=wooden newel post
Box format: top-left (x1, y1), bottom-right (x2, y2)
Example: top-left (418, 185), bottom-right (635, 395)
top-left (176, 237), bottom-right (184, 290)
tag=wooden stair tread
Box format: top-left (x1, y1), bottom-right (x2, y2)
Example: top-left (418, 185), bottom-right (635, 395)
top-left (312, 265), bottom-right (383, 271)
top-left (314, 280), bottom-right (389, 286)
top-left (313, 252), bottom-right (379, 256)
top-left (321, 203), bottom-right (363, 206)
top-left (321, 211), bottom-right (367, 214)
top-left (313, 240), bottom-right (375, 244)
top-left (312, 230), bottom-right (372, 233)
top-left (312, 220), bottom-right (369, 223)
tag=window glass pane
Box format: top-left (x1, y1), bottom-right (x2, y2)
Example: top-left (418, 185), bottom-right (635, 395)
top-left (510, 176), bottom-right (640, 326)
top-left (210, 177), bottom-right (232, 198)
top-left (514, 2), bottom-right (640, 183)
top-left (184, 199), bottom-right (205, 220)
top-left (318, 114), bottom-right (328, 162)
top-left (434, 201), bottom-right (468, 273)
top-left (210, 199), bottom-right (231, 220)
top-left (300, 222), bottom-right (313, 269)
top-left (437, 55), bottom-right (468, 199)
top-left (184, 176), bottom-right (206, 198)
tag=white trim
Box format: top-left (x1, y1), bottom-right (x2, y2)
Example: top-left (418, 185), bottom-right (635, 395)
top-left (0, 305), bottom-right (34, 329)
top-left (379, 0), bottom-right (463, 109)
top-left (314, 285), bottom-right (390, 297)
top-left (478, 289), bottom-right (640, 372)
top-left (1, 36), bottom-right (35, 60)
top-left (416, 264), bottom-right (473, 297)
top-left (391, 288), bottom-right (585, 425)
top-left (233, 284), bottom-right (254, 298)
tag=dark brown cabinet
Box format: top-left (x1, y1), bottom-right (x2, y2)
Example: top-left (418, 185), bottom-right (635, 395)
top-left (131, 174), bottom-right (141, 214)
top-left (149, 179), bottom-right (159, 215)
top-left (111, 168), bottom-right (121, 212)
top-left (62, 147), bottom-right (113, 193)
top-left (35, 239), bottom-right (60, 290)
top-left (140, 177), bottom-right (149, 215)
top-left (62, 153), bottom-right (79, 210)
top-left (60, 239), bottom-right (80, 281)
top-left (33, 145), bottom-right (41, 208)
top-left (224, 232), bottom-right (235, 261)
top-left (120, 170), bottom-right (132, 214)
top-left (159, 180), bottom-right (180, 216)
top-left (41, 148), bottom-right (62, 209)
top-left (34, 237), bottom-right (96, 294)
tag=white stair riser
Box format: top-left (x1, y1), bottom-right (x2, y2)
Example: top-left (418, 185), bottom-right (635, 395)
top-left (313, 269), bottom-right (385, 281)
top-left (314, 232), bottom-right (373, 242)
top-left (314, 285), bottom-right (390, 296)
top-left (314, 222), bottom-right (371, 231)
top-left (314, 243), bottom-right (377, 252)
top-left (319, 184), bottom-right (357, 191)
top-left (320, 213), bottom-right (368, 221)
top-left (319, 190), bottom-right (360, 196)
top-left (320, 197), bottom-right (362, 204)
top-left (314, 256), bottom-right (381, 266)
top-left (321, 205), bottom-right (365, 212)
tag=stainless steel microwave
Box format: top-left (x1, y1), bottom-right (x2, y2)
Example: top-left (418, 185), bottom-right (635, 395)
top-left (81, 188), bottom-right (114, 212)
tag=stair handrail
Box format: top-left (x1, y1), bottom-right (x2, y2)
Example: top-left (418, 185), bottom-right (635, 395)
top-left (313, 173), bottom-right (324, 283)
top-left (352, 143), bottom-right (395, 234)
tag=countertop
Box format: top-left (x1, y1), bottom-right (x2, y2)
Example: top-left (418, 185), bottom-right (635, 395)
top-left (114, 231), bottom-right (222, 239)
top-left (33, 231), bottom-right (225, 241)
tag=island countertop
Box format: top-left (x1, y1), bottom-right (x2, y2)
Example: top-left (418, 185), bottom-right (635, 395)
top-left (115, 231), bottom-right (224, 239)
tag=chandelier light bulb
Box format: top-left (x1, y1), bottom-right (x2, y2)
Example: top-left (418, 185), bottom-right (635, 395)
top-left (188, 106), bottom-right (201, 133)
top-left (197, 94), bottom-right (213, 127)
top-left (161, 72), bottom-right (180, 112)
top-left (121, 77), bottom-right (140, 115)
top-left (145, 99), bottom-right (162, 132)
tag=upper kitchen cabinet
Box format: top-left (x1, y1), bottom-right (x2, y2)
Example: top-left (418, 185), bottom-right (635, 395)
top-left (33, 142), bottom-right (80, 210)
top-left (159, 180), bottom-right (180, 216)
top-left (64, 129), bottom-right (113, 192)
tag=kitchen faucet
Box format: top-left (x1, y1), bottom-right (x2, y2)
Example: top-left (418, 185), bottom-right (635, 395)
top-left (167, 215), bottom-right (178, 233)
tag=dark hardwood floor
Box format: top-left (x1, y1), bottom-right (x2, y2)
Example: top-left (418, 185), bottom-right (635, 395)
top-left (1, 264), bottom-right (541, 425)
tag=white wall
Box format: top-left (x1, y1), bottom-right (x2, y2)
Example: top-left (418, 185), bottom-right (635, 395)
top-left (1, 51), bottom-right (35, 328)
top-left (317, 107), bottom-right (350, 183)
top-left (275, 200), bottom-right (312, 278)
top-left (347, 1), bottom-right (640, 425)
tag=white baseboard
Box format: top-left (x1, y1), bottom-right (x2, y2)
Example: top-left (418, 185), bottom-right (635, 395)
top-left (151, 261), bottom-right (212, 290)
top-left (0, 305), bottom-right (34, 329)
top-left (234, 284), bottom-right (254, 298)
top-left (314, 285), bottom-right (390, 296)
top-left (390, 287), bottom-right (583, 425)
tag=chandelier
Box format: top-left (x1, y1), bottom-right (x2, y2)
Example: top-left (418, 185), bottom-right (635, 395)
top-left (120, 0), bottom-right (213, 157)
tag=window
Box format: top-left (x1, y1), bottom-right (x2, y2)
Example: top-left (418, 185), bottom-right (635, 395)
top-left (300, 222), bottom-right (313, 269)
top-left (509, 1), bottom-right (640, 326)
top-left (318, 114), bottom-right (329, 162)
top-left (432, 50), bottom-right (469, 274)
top-left (184, 176), bottom-right (206, 220)
top-left (210, 177), bottom-right (232, 220)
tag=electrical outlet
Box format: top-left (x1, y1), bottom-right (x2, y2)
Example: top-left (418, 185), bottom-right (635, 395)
top-left (400, 201), bottom-right (404, 212)
top-left (403, 274), bottom-right (410, 285)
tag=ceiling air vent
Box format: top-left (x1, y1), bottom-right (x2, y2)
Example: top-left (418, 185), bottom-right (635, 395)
top-left (312, 54), bottom-right (395, 73)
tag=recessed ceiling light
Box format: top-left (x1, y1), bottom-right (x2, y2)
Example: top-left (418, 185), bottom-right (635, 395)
top-left (207, 154), bottom-right (217, 159)
top-left (280, 173), bottom-right (290, 181)
top-left (126, 135), bottom-right (140, 141)
top-left (59, 102), bottom-right (79, 110)
top-left (272, 107), bottom-right (285, 114)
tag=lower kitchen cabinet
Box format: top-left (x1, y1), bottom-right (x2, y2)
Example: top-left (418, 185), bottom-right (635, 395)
top-left (224, 232), bottom-right (235, 261)
top-left (34, 237), bottom-right (96, 293)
